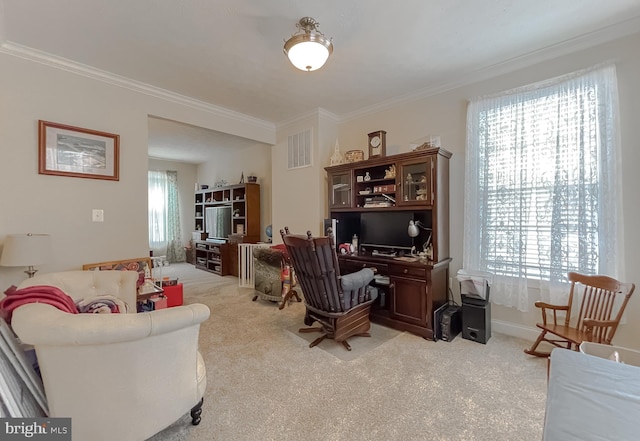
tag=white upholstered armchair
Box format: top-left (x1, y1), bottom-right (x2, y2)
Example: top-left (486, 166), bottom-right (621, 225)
top-left (10, 270), bottom-right (209, 441)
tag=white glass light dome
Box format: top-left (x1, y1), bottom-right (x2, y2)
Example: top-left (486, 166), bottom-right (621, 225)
top-left (284, 17), bottom-right (333, 72)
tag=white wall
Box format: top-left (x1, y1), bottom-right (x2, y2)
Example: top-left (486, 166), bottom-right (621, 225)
top-left (196, 144), bottom-right (272, 242)
top-left (0, 52), bottom-right (274, 288)
top-left (271, 111), bottom-right (338, 244)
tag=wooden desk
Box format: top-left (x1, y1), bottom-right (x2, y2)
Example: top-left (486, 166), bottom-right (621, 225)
top-left (339, 254), bottom-right (451, 340)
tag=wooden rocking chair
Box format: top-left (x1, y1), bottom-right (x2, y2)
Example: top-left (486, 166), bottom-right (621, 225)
top-left (280, 227), bottom-right (376, 351)
top-left (524, 271), bottom-right (635, 357)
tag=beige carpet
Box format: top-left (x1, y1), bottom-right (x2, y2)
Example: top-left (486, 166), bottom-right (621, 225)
top-left (285, 321), bottom-right (402, 362)
top-left (149, 263), bottom-right (548, 441)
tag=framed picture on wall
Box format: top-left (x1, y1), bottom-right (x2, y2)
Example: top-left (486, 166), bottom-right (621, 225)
top-left (38, 120), bottom-right (120, 181)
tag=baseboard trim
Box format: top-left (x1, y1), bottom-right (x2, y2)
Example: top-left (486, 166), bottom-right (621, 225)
top-left (491, 320), bottom-right (539, 342)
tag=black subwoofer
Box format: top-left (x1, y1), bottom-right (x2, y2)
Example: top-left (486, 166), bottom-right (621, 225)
top-left (461, 299), bottom-right (491, 344)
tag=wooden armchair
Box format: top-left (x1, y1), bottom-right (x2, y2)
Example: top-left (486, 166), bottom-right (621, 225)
top-left (280, 227), bottom-right (376, 351)
top-left (524, 271), bottom-right (635, 357)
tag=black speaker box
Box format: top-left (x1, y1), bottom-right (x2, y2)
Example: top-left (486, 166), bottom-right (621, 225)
top-left (462, 300), bottom-right (491, 344)
top-left (434, 304), bottom-right (461, 342)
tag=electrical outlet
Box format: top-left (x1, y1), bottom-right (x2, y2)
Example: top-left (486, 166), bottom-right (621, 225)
top-left (92, 209), bottom-right (104, 222)
top-left (449, 277), bottom-right (453, 287)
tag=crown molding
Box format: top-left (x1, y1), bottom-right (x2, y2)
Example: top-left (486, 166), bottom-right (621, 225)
top-left (317, 107), bottom-right (340, 123)
top-left (340, 17), bottom-right (640, 123)
top-left (0, 41), bottom-right (276, 135)
top-left (276, 107), bottom-right (339, 130)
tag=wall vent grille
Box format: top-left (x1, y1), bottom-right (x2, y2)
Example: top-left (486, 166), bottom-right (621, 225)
top-left (288, 129), bottom-right (312, 169)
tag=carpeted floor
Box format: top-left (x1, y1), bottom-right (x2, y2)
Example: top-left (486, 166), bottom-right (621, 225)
top-left (149, 263), bottom-right (548, 441)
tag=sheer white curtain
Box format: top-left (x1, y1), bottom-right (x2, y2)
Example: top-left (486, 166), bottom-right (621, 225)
top-left (148, 170), bottom-right (186, 263)
top-left (464, 64), bottom-right (623, 311)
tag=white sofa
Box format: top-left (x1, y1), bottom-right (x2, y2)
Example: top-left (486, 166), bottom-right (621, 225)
top-left (11, 270), bottom-right (210, 441)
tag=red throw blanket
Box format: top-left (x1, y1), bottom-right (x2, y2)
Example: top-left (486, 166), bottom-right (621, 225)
top-left (0, 285), bottom-right (79, 323)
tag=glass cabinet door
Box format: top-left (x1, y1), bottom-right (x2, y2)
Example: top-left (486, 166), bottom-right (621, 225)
top-left (329, 171), bottom-right (352, 208)
top-left (398, 157), bottom-right (433, 206)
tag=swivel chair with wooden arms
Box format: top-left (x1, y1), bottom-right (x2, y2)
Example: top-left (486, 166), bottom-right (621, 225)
top-left (524, 271), bottom-right (635, 357)
top-left (280, 227), bottom-right (376, 351)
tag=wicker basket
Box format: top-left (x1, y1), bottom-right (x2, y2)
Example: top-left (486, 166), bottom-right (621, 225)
top-left (344, 149), bottom-right (364, 162)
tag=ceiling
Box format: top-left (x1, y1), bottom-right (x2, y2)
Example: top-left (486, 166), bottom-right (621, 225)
top-left (147, 116), bottom-right (268, 164)
top-left (3, 0), bottom-right (640, 163)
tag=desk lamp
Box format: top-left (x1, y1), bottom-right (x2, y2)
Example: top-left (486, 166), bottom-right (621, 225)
top-left (0, 233), bottom-right (52, 278)
top-left (407, 221), bottom-right (432, 258)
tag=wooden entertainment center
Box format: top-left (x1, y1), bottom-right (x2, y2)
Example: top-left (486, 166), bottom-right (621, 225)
top-left (325, 147), bottom-right (451, 340)
top-left (194, 183), bottom-right (260, 275)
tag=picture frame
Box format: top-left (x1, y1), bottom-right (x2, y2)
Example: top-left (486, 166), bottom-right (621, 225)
top-left (38, 120), bottom-right (120, 181)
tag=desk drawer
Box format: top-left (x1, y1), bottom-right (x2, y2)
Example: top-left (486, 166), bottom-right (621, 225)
top-left (341, 259), bottom-right (388, 275)
top-left (388, 264), bottom-right (426, 279)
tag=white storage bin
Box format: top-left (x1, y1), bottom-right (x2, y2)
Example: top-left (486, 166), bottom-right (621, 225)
top-left (579, 342), bottom-right (640, 367)
top-left (456, 269), bottom-right (492, 301)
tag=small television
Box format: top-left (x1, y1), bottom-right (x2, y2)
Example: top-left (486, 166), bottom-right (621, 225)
top-left (205, 206), bottom-right (231, 240)
top-left (360, 211), bottom-right (414, 251)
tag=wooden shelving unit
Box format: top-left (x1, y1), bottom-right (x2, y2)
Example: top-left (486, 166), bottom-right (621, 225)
top-left (194, 240), bottom-right (230, 276)
top-left (194, 182), bottom-right (260, 274)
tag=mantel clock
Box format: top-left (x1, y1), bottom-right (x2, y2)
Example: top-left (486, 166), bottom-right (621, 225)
top-left (368, 130), bottom-right (387, 158)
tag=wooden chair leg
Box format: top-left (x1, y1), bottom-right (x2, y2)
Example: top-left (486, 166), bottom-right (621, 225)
top-left (279, 289), bottom-right (300, 309)
top-left (190, 398), bottom-right (204, 426)
top-left (309, 334), bottom-right (328, 348)
top-left (341, 340), bottom-right (352, 351)
top-left (524, 330), bottom-right (551, 357)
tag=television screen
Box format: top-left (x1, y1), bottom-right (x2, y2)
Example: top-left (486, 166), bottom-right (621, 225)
top-left (205, 206), bottom-right (231, 240)
top-left (360, 211), bottom-right (413, 250)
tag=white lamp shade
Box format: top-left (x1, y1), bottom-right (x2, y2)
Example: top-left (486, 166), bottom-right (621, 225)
top-left (286, 41), bottom-right (330, 71)
top-left (408, 221), bottom-right (420, 238)
top-left (0, 233), bottom-right (52, 267)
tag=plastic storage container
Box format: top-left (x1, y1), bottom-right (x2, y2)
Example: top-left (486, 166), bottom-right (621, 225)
top-left (579, 342), bottom-right (640, 366)
top-left (456, 269), bottom-right (492, 302)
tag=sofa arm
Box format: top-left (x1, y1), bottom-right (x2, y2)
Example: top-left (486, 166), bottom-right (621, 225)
top-left (12, 303), bottom-right (210, 346)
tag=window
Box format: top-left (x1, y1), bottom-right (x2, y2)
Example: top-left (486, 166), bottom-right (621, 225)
top-left (464, 65), bottom-right (622, 311)
top-left (148, 170), bottom-right (185, 263)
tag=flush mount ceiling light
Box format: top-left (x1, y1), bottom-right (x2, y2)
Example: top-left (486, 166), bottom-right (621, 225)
top-left (283, 17), bottom-right (333, 72)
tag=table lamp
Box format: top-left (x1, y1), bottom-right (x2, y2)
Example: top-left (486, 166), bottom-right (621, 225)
top-left (0, 233), bottom-right (52, 278)
top-left (408, 220), bottom-right (432, 257)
